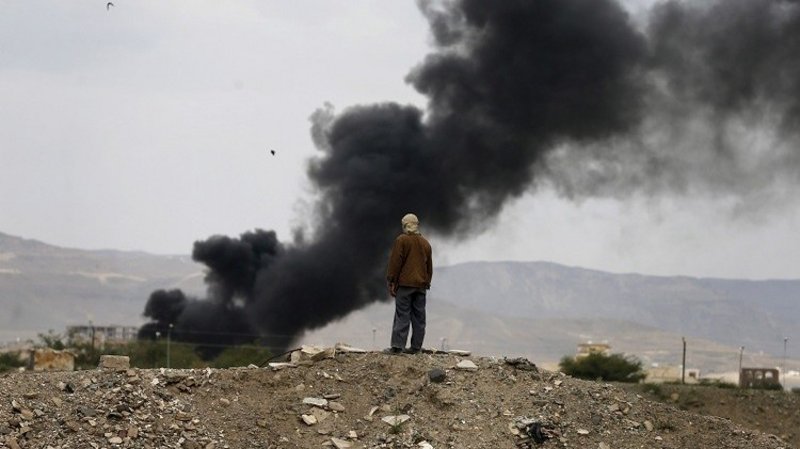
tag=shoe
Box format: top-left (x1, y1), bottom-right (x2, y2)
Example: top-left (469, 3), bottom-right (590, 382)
top-left (382, 347), bottom-right (402, 355)
top-left (403, 347), bottom-right (420, 354)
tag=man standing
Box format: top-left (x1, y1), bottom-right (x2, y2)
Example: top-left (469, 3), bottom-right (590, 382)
top-left (385, 213), bottom-right (433, 354)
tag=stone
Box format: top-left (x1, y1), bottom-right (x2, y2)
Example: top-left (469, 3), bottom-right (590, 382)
top-left (303, 397), bottom-right (328, 407)
top-left (599, 443), bottom-right (610, 449)
top-left (98, 355), bottom-right (130, 370)
top-left (381, 415), bottom-right (411, 426)
top-left (301, 414), bottom-right (318, 425)
top-left (108, 436), bottom-right (123, 444)
top-left (455, 360), bottom-right (478, 371)
top-left (5, 437), bottom-right (21, 449)
top-left (311, 408), bottom-right (331, 422)
top-left (448, 349), bottom-right (471, 356)
top-left (428, 368), bottom-right (447, 383)
top-left (644, 420), bottom-right (654, 432)
top-left (219, 398), bottom-right (231, 406)
top-left (577, 429), bottom-right (590, 435)
top-left (328, 401), bottom-right (346, 412)
top-left (331, 437), bottom-right (352, 448)
top-left (334, 343), bottom-right (368, 353)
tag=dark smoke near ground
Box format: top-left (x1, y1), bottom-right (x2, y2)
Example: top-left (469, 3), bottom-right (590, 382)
top-left (140, 0), bottom-right (800, 356)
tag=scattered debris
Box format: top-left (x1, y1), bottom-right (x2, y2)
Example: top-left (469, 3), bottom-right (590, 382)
top-left (0, 350), bottom-right (791, 448)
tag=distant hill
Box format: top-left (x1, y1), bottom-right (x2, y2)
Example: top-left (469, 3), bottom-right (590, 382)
top-left (428, 261), bottom-right (800, 358)
top-left (0, 232), bottom-right (204, 342)
top-left (1, 232), bottom-right (797, 375)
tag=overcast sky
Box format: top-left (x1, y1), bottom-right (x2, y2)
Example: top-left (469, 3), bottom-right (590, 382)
top-left (1, 1), bottom-right (798, 280)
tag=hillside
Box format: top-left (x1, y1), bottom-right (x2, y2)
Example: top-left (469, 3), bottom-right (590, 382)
top-left (0, 351), bottom-right (794, 449)
top-left (1, 232), bottom-right (798, 379)
top-left (0, 232), bottom-right (204, 342)
top-left (430, 261), bottom-right (799, 359)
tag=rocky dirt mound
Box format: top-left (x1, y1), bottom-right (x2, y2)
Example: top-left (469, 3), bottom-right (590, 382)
top-left (0, 351), bottom-right (792, 449)
top-left (632, 383), bottom-right (800, 448)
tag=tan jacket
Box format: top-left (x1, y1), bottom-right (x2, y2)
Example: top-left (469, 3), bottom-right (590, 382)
top-left (386, 233), bottom-right (433, 289)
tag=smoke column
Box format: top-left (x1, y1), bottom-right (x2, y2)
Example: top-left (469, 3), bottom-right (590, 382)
top-left (141, 0), bottom-right (800, 354)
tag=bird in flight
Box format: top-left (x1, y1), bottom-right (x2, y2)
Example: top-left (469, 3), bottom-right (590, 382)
top-left (107, 2), bottom-right (114, 10)
top-left (270, 149), bottom-right (276, 156)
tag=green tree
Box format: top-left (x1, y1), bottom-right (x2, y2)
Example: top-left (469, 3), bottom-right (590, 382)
top-left (36, 330), bottom-right (66, 350)
top-left (559, 352), bottom-right (646, 383)
top-left (0, 352), bottom-right (26, 372)
top-left (211, 345), bottom-right (272, 368)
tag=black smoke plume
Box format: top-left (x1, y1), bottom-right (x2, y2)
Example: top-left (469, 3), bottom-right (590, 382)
top-left (141, 0), bottom-right (800, 355)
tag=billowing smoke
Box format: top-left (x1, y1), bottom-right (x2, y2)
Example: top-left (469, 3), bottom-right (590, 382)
top-left (141, 0), bottom-right (800, 355)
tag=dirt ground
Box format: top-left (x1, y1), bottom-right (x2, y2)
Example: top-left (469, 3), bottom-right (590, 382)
top-left (0, 350), bottom-right (794, 449)
top-left (631, 382), bottom-right (800, 448)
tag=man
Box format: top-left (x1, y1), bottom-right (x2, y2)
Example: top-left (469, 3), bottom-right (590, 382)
top-left (385, 213), bottom-right (433, 354)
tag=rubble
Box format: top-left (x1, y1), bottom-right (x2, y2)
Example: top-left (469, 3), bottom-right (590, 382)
top-left (0, 348), bottom-right (793, 449)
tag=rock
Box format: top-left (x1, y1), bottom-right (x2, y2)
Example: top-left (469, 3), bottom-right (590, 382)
top-left (599, 443), bottom-right (610, 449)
top-left (334, 343), bottom-right (367, 353)
top-left (323, 393), bottom-right (341, 400)
top-left (311, 408), bottom-right (331, 422)
top-left (268, 362), bottom-right (297, 370)
top-left (218, 398), bottom-right (231, 406)
top-left (428, 368), bottom-right (447, 383)
top-left (328, 401), bottom-right (346, 412)
top-left (418, 442), bottom-right (434, 449)
top-left (5, 437), bottom-right (21, 449)
top-left (303, 397), bottom-right (328, 407)
top-left (331, 437), bottom-right (352, 448)
top-left (577, 429), bottom-right (590, 435)
top-left (448, 350), bottom-right (471, 356)
top-left (290, 345), bottom-right (336, 363)
top-left (301, 414), bottom-right (318, 425)
top-left (98, 355), bottom-right (130, 370)
top-left (455, 360), bottom-right (478, 371)
top-left (381, 415), bottom-right (411, 426)
top-left (608, 403), bottom-right (620, 412)
top-left (644, 420), bottom-right (654, 431)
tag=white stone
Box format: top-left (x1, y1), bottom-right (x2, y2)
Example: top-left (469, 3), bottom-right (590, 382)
top-left (334, 343), bottom-right (367, 353)
top-left (418, 442), bottom-right (434, 449)
top-left (644, 420), bottom-right (654, 431)
top-left (448, 349), bottom-right (471, 356)
top-left (303, 397), bottom-right (328, 407)
top-left (455, 360), bottom-right (478, 371)
top-left (577, 429), bottom-right (590, 435)
top-left (382, 415), bottom-right (411, 426)
top-left (301, 414), bottom-right (317, 425)
top-left (331, 437), bottom-right (352, 448)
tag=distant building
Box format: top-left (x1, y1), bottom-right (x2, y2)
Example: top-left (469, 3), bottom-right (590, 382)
top-left (576, 342), bottom-right (611, 358)
top-left (66, 325), bottom-right (138, 348)
top-left (646, 366), bottom-right (700, 384)
top-left (739, 368), bottom-right (780, 388)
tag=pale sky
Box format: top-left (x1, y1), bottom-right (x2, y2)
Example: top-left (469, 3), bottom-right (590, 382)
top-left (1, 0), bottom-right (798, 280)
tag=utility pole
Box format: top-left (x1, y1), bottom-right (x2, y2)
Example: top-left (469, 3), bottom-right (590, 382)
top-left (89, 320), bottom-right (96, 362)
top-left (167, 324), bottom-right (173, 369)
top-left (738, 346), bottom-right (745, 386)
top-left (783, 337), bottom-right (789, 388)
top-left (681, 337), bottom-right (686, 385)
top-left (372, 328), bottom-right (376, 350)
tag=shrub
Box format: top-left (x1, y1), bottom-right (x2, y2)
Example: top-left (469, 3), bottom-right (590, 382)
top-left (0, 352), bottom-right (26, 373)
top-left (211, 345), bottom-right (272, 368)
top-left (559, 352), bottom-right (646, 383)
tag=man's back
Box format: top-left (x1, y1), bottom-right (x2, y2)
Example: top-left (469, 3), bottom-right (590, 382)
top-left (386, 233), bottom-right (432, 289)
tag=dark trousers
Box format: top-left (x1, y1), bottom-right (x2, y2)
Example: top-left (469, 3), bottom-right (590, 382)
top-left (391, 287), bottom-right (427, 350)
